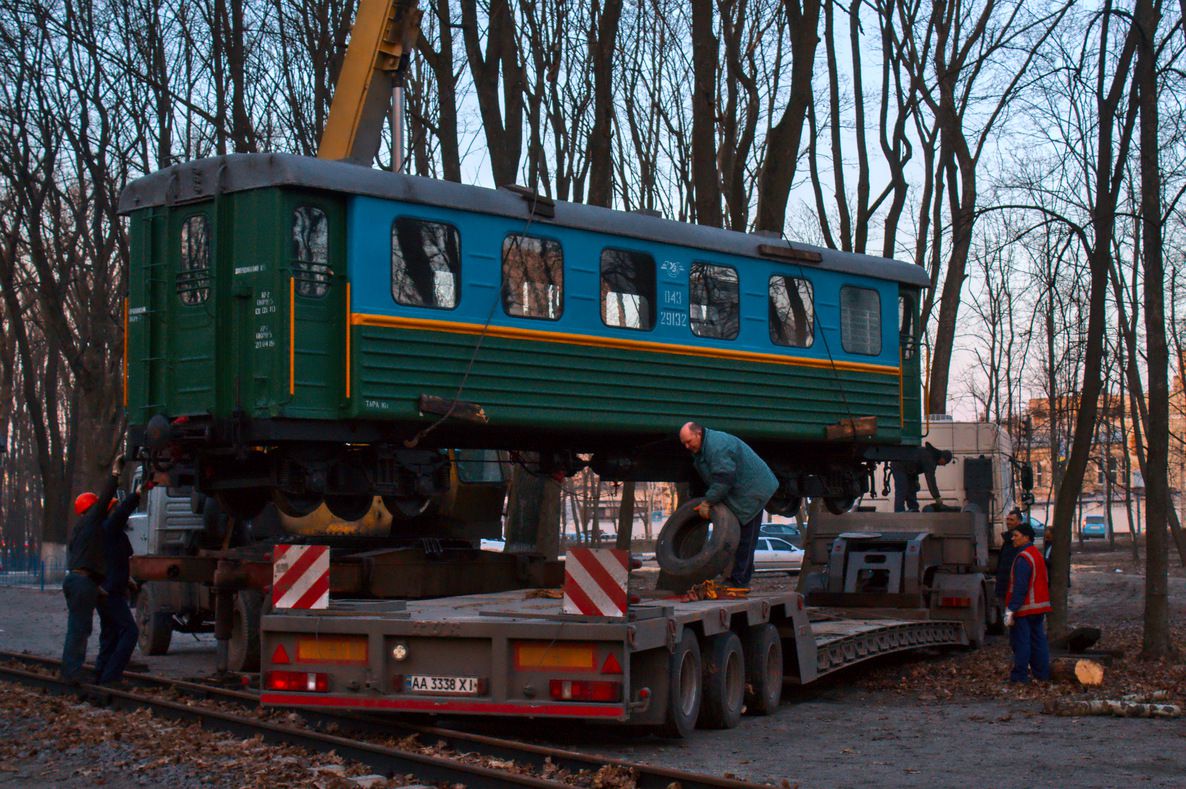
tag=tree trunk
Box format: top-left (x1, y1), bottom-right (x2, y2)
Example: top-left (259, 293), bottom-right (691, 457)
top-left (1134, 0), bottom-right (1171, 659)
top-left (690, 0), bottom-right (722, 227)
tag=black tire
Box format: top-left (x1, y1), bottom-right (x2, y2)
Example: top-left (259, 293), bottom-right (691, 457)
top-left (228, 591), bottom-right (264, 672)
top-left (699, 631), bottom-right (745, 730)
top-left (743, 623), bottom-right (783, 715)
top-left (655, 499), bottom-right (741, 584)
top-left (135, 583), bottom-right (173, 656)
top-left (325, 494), bottom-right (374, 522)
top-left (967, 590), bottom-right (987, 648)
top-left (659, 630), bottom-right (702, 738)
top-left (823, 496), bottom-right (855, 515)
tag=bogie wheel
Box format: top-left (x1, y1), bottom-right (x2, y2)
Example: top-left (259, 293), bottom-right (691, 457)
top-left (228, 590), bottom-right (264, 672)
top-left (659, 629), bottom-right (702, 738)
top-left (214, 488), bottom-right (269, 521)
top-left (135, 583), bottom-right (173, 656)
top-left (823, 496), bottom-right (856, 515)
top-left (743, 623), bottom-right (783, 715)
top-left (325, 494), bottom-right (375, 523)
top-left (272, 488), bottom-right (324, 518)
top-left (698, 631), bottom-right (745, 730)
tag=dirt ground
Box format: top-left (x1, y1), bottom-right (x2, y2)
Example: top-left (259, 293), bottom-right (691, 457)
top-left (1, 547), bottom-right (1185, 787)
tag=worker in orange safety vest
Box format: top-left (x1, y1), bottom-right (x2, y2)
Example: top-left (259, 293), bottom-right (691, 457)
top-left (1004, 520), bottom-right (1052, 683)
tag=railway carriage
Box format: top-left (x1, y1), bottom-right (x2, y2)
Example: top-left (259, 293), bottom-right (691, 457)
top-left (120, 153), bottom-right (929, 523)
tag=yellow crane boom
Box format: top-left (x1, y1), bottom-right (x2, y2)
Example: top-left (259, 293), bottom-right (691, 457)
top-left (318, 0), bottom-right (422, 164)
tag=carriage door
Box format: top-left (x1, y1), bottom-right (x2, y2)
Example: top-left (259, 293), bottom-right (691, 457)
top-left (898, 288), bottom-right (922, 442)
top-left (285, 195), bottom-right (347, 417)
top-left (168, 205), bottom-right (218, 414)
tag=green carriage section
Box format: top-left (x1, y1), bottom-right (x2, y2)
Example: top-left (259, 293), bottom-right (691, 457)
top-left (126, 187), bottom-right (349, 425)
top-left (350, 323), bottom-right (907, 445)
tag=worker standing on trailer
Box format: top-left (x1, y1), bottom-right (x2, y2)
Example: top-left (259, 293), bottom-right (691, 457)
top-left (890, 443), bottom-right (953, 512)
top-left (1004, 521), bottom-right (1052, 683)
top-left (679, 422), bottom-right (778, 588)
top-left (94, 473), bottom-right (155, 685)
top-left (61, 455), bottom-right (123, 683)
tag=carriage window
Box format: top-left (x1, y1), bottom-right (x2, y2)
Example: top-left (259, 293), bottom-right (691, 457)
top-left (841, 286), bottom-right (881, 355)
top-left (391, 218), bottom-right (460, 309)
top-left (899, 293), bottom-right (916, 359)
top-left (601, 249), bottom-right (655, 330)
top-left (502, 234), bottom-right (563, 320)
top-left (292, 207), bottom-right (330, 298)
top-left (177, 214), bottom-right (211, 305)
top-left (689, 263), bottom-right (739, 339)
top-left (768, 276), bottom-right (814, 347)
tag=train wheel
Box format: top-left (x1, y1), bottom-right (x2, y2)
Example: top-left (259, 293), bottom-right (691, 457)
top-left (766, 492), bottom-right (802, 517)
top-left (325, 494), bottom-right (374, 522)
top-left (215, 488), bottom-right (268, 520)
top-left (272, 488), bottom-right (323, 518)
top-left (658, 629), bottom-right (702, 738)
top-left (823, 496), bottom-right (856, 515)
top-left (135, 583), bottom-right (173, 656)
top-left (655, 499), bottom-right (741, 585)
top-left (382, 494), bottom-right (434, 520)
top-left (743, 623), bottom-right (783, 715)
top-left (698, 631), bottom-right (745, 730)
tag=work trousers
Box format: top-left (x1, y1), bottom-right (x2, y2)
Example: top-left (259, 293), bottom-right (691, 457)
top-left (727, 511), bottom-right (763, 587)
top-left (891, 464), bottom-right (921, 512)
top-left (61, 572), bottom-right (100, 681)
top-left (1009, 612), bottom-right (1051, 683)
top-left (95, 594), bottom-right (139, 684)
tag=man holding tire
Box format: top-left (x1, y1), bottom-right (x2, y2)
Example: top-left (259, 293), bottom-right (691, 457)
top-left (680, 422), bottom-right (778, 587)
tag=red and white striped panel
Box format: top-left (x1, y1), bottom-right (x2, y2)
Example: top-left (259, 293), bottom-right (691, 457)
top-left (563, 548), bottom-right (630, 617)
top-left (272, 544), bottom-right (330, 610)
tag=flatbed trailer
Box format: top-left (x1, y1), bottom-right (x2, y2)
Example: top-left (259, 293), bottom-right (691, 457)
top-left (259, 587), bottom-right (968, 736)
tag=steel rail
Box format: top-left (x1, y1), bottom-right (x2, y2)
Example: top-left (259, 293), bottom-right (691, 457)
top-left (0, 651), bottom-right (768, 789)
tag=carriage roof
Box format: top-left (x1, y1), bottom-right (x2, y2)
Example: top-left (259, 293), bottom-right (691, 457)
top-left (119, 153), bottom-right (931, 288)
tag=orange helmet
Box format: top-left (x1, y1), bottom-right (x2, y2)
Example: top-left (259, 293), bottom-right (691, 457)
top-left (74, 492), bottom-right (98, 515)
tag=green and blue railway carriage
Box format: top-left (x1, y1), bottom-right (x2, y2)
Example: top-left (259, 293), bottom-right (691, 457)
top-left (119, 154), bottom-right (929, 519)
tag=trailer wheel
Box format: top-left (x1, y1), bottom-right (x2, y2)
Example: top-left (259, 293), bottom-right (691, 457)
top-left (135, 583), bottom-right (173, 656)
top-left (743, 623), bottom-right (783, 715)
top-left (658, 630), bottom-right (702, 738)
top-left (228, 590), bottom-right (264, 672)
top-left (698, 631), bottom-right (745, 729)
top-left (655, 499), bottom-right (741, 584)
top-left (967, 590), bottom-right (987, 648)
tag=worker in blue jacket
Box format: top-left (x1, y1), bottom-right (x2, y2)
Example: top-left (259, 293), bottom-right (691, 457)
top-left (995, 509), bottom-right (1024, 607)
top-left (94, 473), bottom-right (154, 685)
top-left (680, 422), bottom-right (779, 587)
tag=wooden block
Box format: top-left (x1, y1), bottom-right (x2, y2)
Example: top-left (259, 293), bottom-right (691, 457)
top-left (825, 416), bottom-right (878, 441)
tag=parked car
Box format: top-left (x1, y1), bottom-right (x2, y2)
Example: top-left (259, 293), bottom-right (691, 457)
top-left (760, 522), bottom-right (803, 547)
top-left (754, 536), bottom-right (804, 574)
top-left (1081, 514), bottom-right (1107, 539)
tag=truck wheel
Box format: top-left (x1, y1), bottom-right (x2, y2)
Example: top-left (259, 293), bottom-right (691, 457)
top-left (228, 590), bottom-right (264, 672)
top-left (967, 591), bottom-right (987, 648)
top-left (698, 631), bottom-right (745, 729)
top-left (658, 630), bottom-right (702, 738)
top-left (655, 500), bottom-right (741, 584)
top-left (743, 623), bottom-right (783, 715)
top-left (135, 584), bottom-right (173, 656)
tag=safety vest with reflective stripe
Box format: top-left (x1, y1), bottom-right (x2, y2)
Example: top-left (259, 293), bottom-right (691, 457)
top-left (1008, 544), bottom-right (1052, 617)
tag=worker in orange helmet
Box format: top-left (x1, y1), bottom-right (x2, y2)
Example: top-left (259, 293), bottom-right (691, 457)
top-left (61, 455), bottom-right (124, 684)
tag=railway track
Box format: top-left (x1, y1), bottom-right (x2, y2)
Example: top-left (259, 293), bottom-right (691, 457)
top-left (0, 651), bottom-right (768, 789)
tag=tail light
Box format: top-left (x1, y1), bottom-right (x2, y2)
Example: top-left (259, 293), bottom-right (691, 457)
top-left (549, 679), bottom-right (621, 702)
top-left (939, 596), bottom-right (972, 608)
top-left (265, 671), bottom-right (329, 692)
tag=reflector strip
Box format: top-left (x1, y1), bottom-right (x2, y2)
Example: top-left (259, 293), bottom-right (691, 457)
top-left (297, 637), bottom-right (367, 664)
top-left (260, 693), bottom-right (626, 718)
top-left (514, 642), bottom-right (596, 671)
top-left (272, 544), bottom-right (330, 610)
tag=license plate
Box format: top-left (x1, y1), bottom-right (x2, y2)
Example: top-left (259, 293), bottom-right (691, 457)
top-left (405, 675), bottom-right (479, 695)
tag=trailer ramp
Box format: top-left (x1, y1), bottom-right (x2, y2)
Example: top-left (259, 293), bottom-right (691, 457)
top-left (803, 615), bottom-right (968, 681)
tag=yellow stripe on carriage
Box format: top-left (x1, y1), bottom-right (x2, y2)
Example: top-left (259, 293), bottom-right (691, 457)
top-left (350, 313), bottom-right (900, 376)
